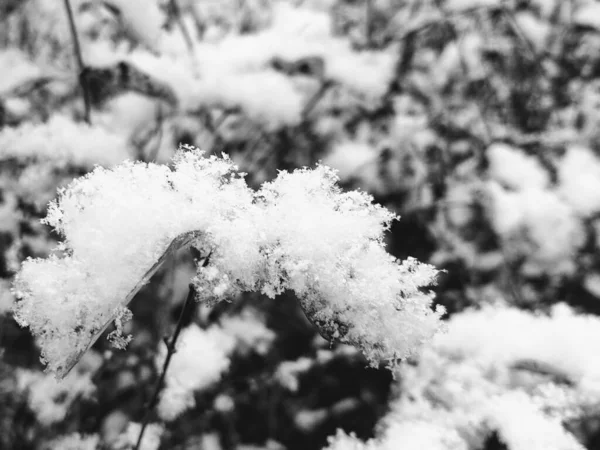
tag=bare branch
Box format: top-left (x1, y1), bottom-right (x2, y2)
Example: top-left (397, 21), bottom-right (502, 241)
top-left (134, 283), bottom-right (197, 450)
top-left (63, 0), bottom-right (91, 124)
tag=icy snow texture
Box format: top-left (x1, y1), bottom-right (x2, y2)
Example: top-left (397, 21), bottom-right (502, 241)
top-left (13, 148), bottom-right (443, 377)
top-left (558, 146), bottom-right (600, 217)
top-left (156, 325), bottom-right (235, 421)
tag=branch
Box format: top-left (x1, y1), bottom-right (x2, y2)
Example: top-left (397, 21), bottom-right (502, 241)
top-left (365, 0), bottom-right (373, 49)
top-left (63, 0), bottom-right (91, 124)
top-left (134, 283), bottom-right (197, 450)
top-left (169, 0), bottom-right (195, 56)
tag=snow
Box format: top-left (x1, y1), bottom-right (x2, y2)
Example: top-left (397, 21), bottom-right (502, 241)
top-left (558, 146), bottom-right (600, 217)
top-left (16, 368), bottom-right (95, 425)
top-left (322, 141), bottom-right (379, 183)
top-left (326, 421), bottom-right (468, 450)
top-left (101, 0), bottom-right (164, 52)
top-left (0, 115), bottom-right (132, 169)
top-left (486, 181), bottom-right (584, 275)
top-left (13, 147), bottom-right (443, 377)
top-left (487, 392), bottom-right (586, 450)
top-left (121, 422), bottom-right (163, 450)
top-left (487, 143), bottom-right (549, 191)
top-left (0, 49), bottom-right (44, 96)
top-left (47, 433), bottom-right (100, 450)
top-left (445, 0), bottom-right (503, 12)
top-left (156, 325), bottom-right (235, 421)
top-left (573, 3), bottom-right (600, 31)
top-left (434, 304), bottom-right (600, 387)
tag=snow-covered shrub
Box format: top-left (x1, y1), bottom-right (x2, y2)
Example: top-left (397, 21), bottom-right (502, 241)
top-left (13, 146), bottom-right (444, 378)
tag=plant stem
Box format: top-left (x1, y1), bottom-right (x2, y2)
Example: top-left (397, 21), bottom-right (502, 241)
top-left (63, 0), bottom-right (91, 124)
top-left (134, 284), bottom-right (197, 450)
top-left (365, 0), bottom-right (373, 49)
top-left (170, 0), bottom-right (195, 54)
top-left (302, 80), bottom-right (333, 120)
top-left (169, 0), bottom-right (199, 76)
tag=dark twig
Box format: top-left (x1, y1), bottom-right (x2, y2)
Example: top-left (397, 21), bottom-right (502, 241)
top-left (365, 0), bottom-right (373, 49)
top-left (134, 283), bottom-right (197, 450)
top-left (170, 0), bottom-right (195, 56)
top-left (63, 0), bottom-right (91, 124)
top-left (301, 79), bottom-right (333, 120)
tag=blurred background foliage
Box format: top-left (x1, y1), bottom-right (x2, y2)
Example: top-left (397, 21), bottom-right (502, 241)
top-left (3, 0), bottom-right (600, 449)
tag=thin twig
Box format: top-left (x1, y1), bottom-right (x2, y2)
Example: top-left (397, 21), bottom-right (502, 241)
top-left (302, 80), bottom-right (333, 120)
top-left (365, 0), bottom-right (373, 49)
top-left (170, 0), bottom-right (195, 53)
top-left (63, 0), bottom-right (91, 124)
top-left (134, 283), bottom-right (197, 450)
top-left (169, 0), bottom-right (199, 76)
